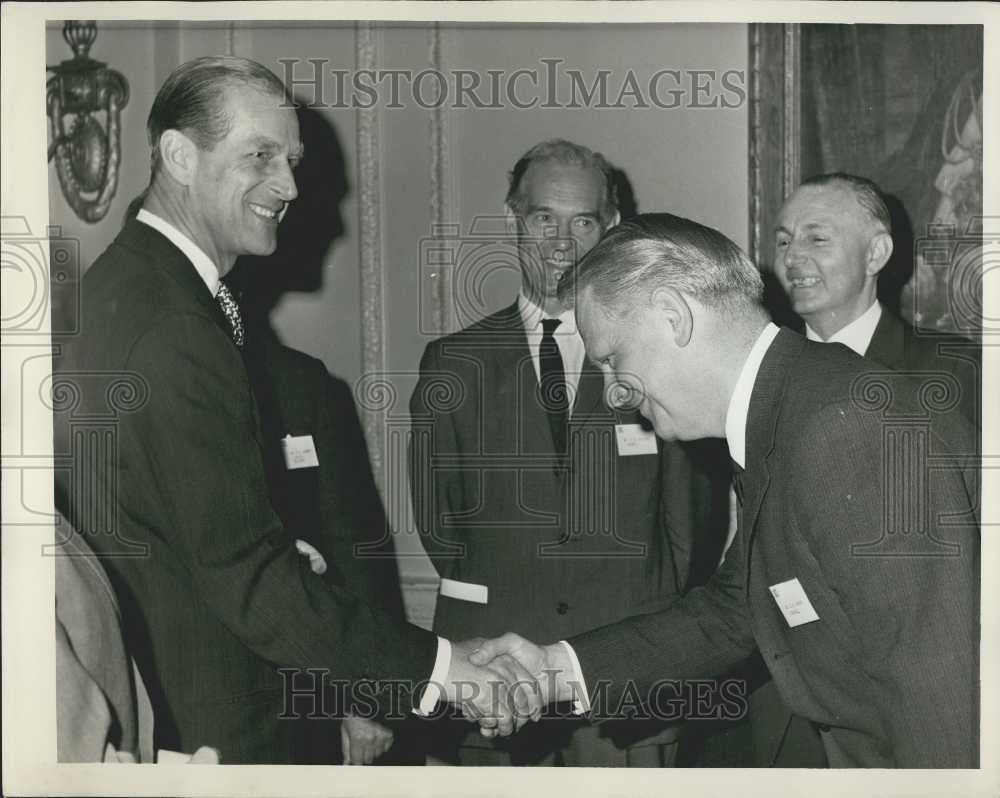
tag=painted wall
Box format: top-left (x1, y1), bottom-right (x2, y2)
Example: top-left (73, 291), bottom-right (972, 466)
top-left (46, 21), bottom-right (749, 628)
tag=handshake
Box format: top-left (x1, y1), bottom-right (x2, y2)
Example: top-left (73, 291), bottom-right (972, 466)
top-left (440, 633), bottom-right (582, 737)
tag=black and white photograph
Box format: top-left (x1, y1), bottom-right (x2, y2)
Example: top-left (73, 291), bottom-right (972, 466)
top-left (1, 2), bottom-right (997, 797)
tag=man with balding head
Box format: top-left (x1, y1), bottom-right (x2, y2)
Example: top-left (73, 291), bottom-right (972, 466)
top-left (471, 213), bottom-right (980, 768)
top-left (410, 141), bottom-right (729, 765)
top-left (775, 173), bottom-right (979, 424)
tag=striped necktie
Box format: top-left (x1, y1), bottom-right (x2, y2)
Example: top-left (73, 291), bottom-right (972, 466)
top-left (215, 282), bottom-right (245, 347)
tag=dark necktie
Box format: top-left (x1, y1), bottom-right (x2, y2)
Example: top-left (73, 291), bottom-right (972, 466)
top-left (731, 459), bottom-right (745, 506)
top-left (215, 282), bottom-right (245, 347)
top-left (540, 318), bottom-right (569, 454)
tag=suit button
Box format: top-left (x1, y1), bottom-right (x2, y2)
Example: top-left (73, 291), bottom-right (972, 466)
top-left (556, 601), bottom-right (569, 615)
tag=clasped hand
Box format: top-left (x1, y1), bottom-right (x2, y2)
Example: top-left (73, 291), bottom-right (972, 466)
top-left (444, 633), bottom-right (573, 737)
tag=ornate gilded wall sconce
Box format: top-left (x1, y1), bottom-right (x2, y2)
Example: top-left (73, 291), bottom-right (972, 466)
top-left (47, 21), bottom-right (129, 223)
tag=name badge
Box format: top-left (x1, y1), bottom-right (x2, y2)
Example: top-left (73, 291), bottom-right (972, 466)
top-left (615, 423), bottom-right (658, 456)
top-left (769, 578), bottom-right (820, 628)
top-left (439, 577), bottom-right (489, 604)
top-left (281, 434), bottom-right (319, 470)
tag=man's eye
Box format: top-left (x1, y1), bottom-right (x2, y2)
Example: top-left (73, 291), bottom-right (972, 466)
top-left (253, 151), bottom-right (271, 161)
top-left (812, 236), bottom-right (827, 244)
top-left (575, 218), bottom-right (594, 229)
top-left (775, 238), bottom-right (789, 248)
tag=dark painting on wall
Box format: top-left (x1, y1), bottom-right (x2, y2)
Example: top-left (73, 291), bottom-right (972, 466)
top-left (750, 23), bottom-right (983, 338)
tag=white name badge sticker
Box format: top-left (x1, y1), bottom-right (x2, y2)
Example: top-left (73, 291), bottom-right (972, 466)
top-left (615, 423), bottom-right (658, 456)
top-left (281, 434), bottom-right (319, 470)
top-left (439, 578), bottom-right (489, 604)
top-left (769, 578), bottom-right (820, 628)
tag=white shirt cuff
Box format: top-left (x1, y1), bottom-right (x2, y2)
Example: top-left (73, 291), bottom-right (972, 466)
top-left (414, 636), bottom-right (451, 716)
top-left (559, 640), bottom-right (591, 714)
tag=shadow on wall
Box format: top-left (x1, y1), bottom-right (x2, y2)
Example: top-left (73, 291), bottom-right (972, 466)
top-left (230, 104), bottom-right (349, 331)
top-left (613, 167), bottom-right (639, 221)
top-left (877, 192), bottom-right (916, 318)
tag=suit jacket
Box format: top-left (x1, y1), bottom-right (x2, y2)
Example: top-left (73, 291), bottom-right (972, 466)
top-left (55, 219), bottom-right (436, 763)
top-left (571, 329), bottom-right (979, 768)
top-left (865, 308), bottom-right (980, 427)
top-left (748, 309), bottom-right (983, 766)
top-left (239, 330), bottom-right (410, 763)
top-left (409, 302), bottom-right (730, 644)
top-left (56, 515), bottom-right (151, 762)
top-left (243, 329), bottom-right (406, 621)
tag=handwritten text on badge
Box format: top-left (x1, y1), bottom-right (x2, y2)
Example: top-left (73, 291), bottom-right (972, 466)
top-left (281, 434), bottom-right (319, 470)
top-left (615, 423), bottom-right (658, 456)
top-left (769, 577), bottom-right (820, 628)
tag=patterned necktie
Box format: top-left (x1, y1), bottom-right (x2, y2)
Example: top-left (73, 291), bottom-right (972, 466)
top-left (215, 282), bottom-right (245, 347)
top-left (540, 318), bottom-right (568, 454)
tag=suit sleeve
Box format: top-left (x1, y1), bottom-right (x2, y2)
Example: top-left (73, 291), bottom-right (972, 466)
top-left (787, 401), bottom-right (978, 768)
top-left (569, 523), bottom-right (756, 715)
top-left (408, 341), bottom-right (466, 573)
top-left (127, 314), bottom-right (436, 712)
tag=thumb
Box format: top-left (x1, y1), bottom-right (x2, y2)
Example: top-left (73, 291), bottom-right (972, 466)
top-left (468, 633), bottom-right (513, 666)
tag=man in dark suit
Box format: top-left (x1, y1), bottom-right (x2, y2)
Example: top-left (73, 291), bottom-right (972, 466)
top-left (409, 141), bottom-right (730, 766)
top-left (239, 326), bottom-right (411, 764)
top-left (471, 213), bottom-right (979, 768)
top-left (54, 56), bottom-right (535, 763)
top-left (774, 172), bottom-right (980, 425)
top-left (749, 173), bottom-right (983, 765)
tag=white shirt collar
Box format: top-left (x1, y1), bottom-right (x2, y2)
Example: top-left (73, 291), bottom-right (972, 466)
top-left (805, 300), bottom-right (882, 356)
top-left (136, 208), bottom-right (221, 296)
top-left (724, 323), bottom-right (780, 469)
top-left (517, 290), bottom-right (578, 334)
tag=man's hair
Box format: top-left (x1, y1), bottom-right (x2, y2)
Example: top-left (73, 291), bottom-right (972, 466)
top-left (558, 212), bottom-right (765, 316)
top-left (505, 139), bottom-right (619, 225)
top-left (147, 56), bottom-right (288, 177)
top-left (799, 172), bottom-right (892, 235)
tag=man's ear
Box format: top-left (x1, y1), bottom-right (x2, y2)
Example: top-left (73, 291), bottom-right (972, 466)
top-left (605, 209), bottom-right (621, 231)
top-left (649, 286), bottom-right (693, 347)
top-left (864, 231), bottom-right (893, 277)
top-left (504, 203), bottom-right (520, 236)
top-left (158, 129), bottom-right (198, 187)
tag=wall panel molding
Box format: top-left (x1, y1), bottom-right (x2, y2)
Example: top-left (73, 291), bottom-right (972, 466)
top-left (748, 22), bottom-right (801, 271)
top-left (428, 23), bottom-right (454, 336)
top-left (355, 21), bottom-right (387, 492)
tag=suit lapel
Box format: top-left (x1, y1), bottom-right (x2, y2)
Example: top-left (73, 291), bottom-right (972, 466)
top-left (570, 358), bottom-right (607, 425)
top-left (471, 303), bottom-right (555, 457)
top-left (116, 219), bottom-right (233, 342)
top-left (741, 330), bottom-right (804, 578)
top-left (863, 308), bottom-right (905, 370)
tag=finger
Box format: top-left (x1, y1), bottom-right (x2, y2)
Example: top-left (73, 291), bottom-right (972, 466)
top-left (496, 654), bottom-right (543, 721)
top-left (484, 657), bottom-right (531, 720)
top-left (468, 633), bottom-right (517, 666)
top-left (494, 703), bottom-right (515, 737)
top-left (340, 724), bottom-right (352, 765)
top-left (479, 722), bottom-right (499, 739)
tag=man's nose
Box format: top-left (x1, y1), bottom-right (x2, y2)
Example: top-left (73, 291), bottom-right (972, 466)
top-left (783, 238), bottom-right (807, 265)
top-left (270, 160), bottom-right (298, 202)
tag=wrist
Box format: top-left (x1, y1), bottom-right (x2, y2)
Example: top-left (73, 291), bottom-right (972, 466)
top-left (541, 642), bottom-right (577, 704)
